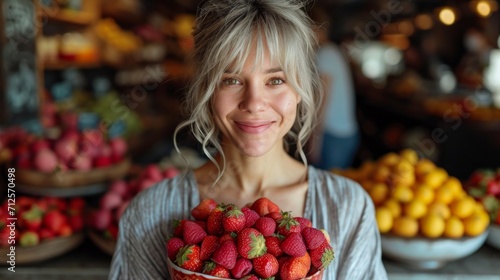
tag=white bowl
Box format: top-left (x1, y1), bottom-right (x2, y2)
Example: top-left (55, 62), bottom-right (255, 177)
top-left (486, 224), bottom-right (500, 250)
top-left (381, 231), bottom-right (488, 270)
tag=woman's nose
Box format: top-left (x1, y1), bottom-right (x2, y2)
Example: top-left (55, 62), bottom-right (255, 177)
top-left (238, 83), bottom-right (268, 113)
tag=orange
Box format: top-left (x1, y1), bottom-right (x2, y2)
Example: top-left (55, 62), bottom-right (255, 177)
top-left (428, 202), bottom-right (451, 220)
top-left (463, 213), bottom-right (489, 236)
top-left (369, 183), bottom-right (389, 205)
top-left (420, 214), bottom-right (445, 238)
top-left (399, 149), bottom-right (419, 165)
top-left (376, 207), bottom-right (394, 233)
top-left (392, 160), bottom-right (415, 186)
top-left (378, 153), bottom-right (400, 167)
top-left (450, 197), bottom-right (475, 219)
top-left (434, 185), bottom-right (454, 205)
top-left (414, 185), bottom-right (435, 205)
top-left (383, 199), bottom-right (402, 218)
top-left (372, 166), bottom-right (391, 183)
top-left (414, 158), bottom-right (436, 177)
top-left (391, 185), bottom-right (414, 203)
top-left (392, 216), bottom-right (419, 238)
top-left (441, 177), bottom-right (463, 199)
top-left (359, 180), bottom-right (374, 192)
top-left (443, 216), bottom-right (464, 238)
top-left (404, 200), bottom-right (428, 219)
top-left (358, 161), bottom-right (375, 180)
top-left (422, 168), bottom-right (448, 189)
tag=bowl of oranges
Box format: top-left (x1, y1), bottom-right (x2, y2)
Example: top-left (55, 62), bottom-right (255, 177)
top-left (335, 149), bottom-right (490, 270)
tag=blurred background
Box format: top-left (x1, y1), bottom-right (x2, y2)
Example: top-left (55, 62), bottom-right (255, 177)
top-left (0, 0), bottom-right (499, 279)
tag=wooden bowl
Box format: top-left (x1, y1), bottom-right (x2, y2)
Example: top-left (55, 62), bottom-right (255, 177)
top-left (16, 158), bottom-right (131, 188)
top-left (0, 232), bottom-right (85, 265)
top-left (88, 229), bottom-right (116, 256)
top-left (167, 257), bottom-right (323, 280)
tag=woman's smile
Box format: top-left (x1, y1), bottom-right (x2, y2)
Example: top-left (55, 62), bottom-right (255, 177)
top-left (234, 121), bottom-right (276, 134)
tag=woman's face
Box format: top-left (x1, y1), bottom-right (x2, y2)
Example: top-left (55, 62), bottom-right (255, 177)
top-left (212, 50), bottom-right (301, 157)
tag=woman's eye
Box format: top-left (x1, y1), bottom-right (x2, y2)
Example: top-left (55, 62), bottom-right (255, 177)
top-left (269, 78), bottom-right (285, 85)
top-left (222, 78), bottom-right (240, 85)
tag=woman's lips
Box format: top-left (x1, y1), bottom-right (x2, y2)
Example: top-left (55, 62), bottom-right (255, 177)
top-left (235, 121), bottom-right (274, 134)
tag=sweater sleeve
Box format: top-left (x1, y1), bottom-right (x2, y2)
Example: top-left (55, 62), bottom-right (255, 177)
top-left (108, 184), bottom-right (171, 280)
top-left (335, 186), bottom-right (388, 280)
top-left (108, 172), bottom-right (199, 280)
top-left (307, 168), bottom-right (388, 280)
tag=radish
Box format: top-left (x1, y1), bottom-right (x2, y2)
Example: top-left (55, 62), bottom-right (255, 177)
top-left (33, 149), bottom-right (58, 173)
top-left (109, 180), bottom-right (128, 197)
top-left (100, 192), bottom-right (123, 210)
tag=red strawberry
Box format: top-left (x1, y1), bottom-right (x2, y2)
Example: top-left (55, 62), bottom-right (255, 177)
top-left (487, 180), bottom-right (500, 196)
top-left (242, 207), bottom-right (260, 228)
top-left (212, 240), bottom-right (238, 270)
top-left (43, 210), bottom-right (67, 233)
top-left (167, 237), bottom-right (185, 261)
top-left (220, 232), bottom-right (236, 243)
top-left (265, 235), bottom-right (283, 257)
top-left (281, 232), bottom-right (307, 257)
top-left (207, 206), bottom-right (225, 236)
top-left (277, 216), bottom-right (301, 236)
top-left (222, 208), bottom-right (246, 232)
top-left (294, 217), bottom-right (312, 230)
top-left (183, 221), bottom-right (207, 245)
top-left (173, 220), bottom-right (187, 238)
top-left (191, 198), bottom-right (218, 221)
top-left (254, 217), bottom-right (276, 236)
top-left (104, 224), bottom-right (119, 240)
top-left (68, 197), bottom-right (86, 212)
top-left (58, 223), bottom-right (73, 237)
top-left (309, 241), bottom-right (335, 270)
top-left (302, 227), bottom-right (327, 250)
top-left (231, 257), bottom-right (253, 278)
top-left (252, 253), bottom-right (279, 278)
top-left (265, 211), bottom-right (284, 222)
top-left (39, 228), bottom-right (55, 240)
top-left (237, 228), bottom-right (267, 259)
top-left (68, 215), bottom-right (84, 232)
top-left (203, 261), bottom-right (231, 278)
top-left (176, 244), bottom-right (203, 272)
top-left (21, 208), bottom-right (43, 231)
top-left (251, 198), bottom-right (280, 216)
top-left (495, 208), bottom-right (500, 225)
top-left (279, 253), bottom-right (311, 280)
top-left (200, 235), bottom-right (220, 260)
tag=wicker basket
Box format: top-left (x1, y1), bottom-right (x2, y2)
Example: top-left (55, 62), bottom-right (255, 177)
top-left (0, 232), bottom-right (85, 265)
top-left (16, 158), bottom-right (131, 188)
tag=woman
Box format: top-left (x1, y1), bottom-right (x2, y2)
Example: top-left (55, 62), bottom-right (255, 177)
top-left (109, 1), bottom-right (387, 279)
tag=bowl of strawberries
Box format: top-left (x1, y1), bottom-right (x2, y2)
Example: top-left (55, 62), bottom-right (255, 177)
top-left (465, 168), bottom-right (500, 250)
top-left (0, 196), bottom-right (86, 264)
top-left (166, 198), bottom-right (333, 280)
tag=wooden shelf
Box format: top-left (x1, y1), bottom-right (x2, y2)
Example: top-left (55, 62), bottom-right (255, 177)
top-left (43, 60), bottom-right (102, 70)
top-left (47, 10), bottom-right (97, 25)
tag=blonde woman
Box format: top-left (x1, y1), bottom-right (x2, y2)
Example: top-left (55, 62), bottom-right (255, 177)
top-left (109, 1), bottom-right (387, 279)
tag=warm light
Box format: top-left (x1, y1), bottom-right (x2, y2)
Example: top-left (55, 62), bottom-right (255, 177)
top-left (439, 8), bottom-right (456, 26)
top-left (398, 21), bottom-right (414, 36)
top-left (476, 1), bottom-right (492, 17)
top-left (415, 14), bottom-right (433, 30)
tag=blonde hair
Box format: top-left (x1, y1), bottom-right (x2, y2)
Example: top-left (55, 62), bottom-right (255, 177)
top-left (174, 0), bottom-right (322, 182)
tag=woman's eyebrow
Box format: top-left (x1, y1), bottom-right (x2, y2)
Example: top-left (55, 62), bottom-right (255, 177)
top-left (223, 67), bottom-right (283, 74)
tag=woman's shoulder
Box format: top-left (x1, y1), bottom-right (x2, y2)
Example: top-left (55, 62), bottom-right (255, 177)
top-left (308, 165), bottom-right (371, 206)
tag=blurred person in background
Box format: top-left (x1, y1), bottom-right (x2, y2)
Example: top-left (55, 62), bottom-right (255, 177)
top-left (308, 5), bottom-right (360, 170)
